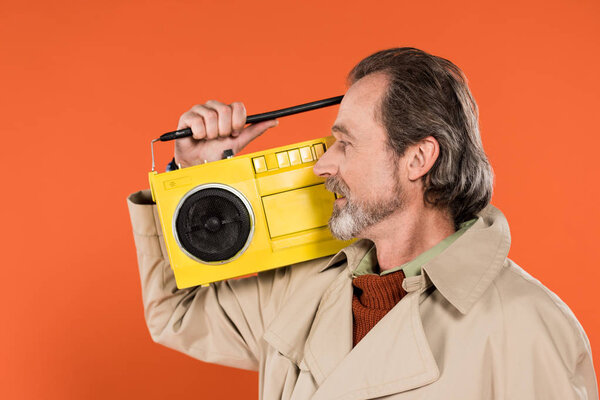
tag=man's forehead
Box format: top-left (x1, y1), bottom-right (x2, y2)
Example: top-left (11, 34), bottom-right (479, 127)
top-left (332, 73), bottom-right (388, 139)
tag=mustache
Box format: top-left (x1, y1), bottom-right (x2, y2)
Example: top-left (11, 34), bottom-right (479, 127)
top-left (325, 175), bottom-right (351, 198)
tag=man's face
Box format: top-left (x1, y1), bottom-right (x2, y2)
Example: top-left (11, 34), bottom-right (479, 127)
top-left (313, 73), bottom-right (408, 240)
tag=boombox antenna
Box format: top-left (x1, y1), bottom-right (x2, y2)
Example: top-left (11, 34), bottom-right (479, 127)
top-left (157, 95), bottom-right (344, 142)
top-left (150, 138), bottom-right (158, 172)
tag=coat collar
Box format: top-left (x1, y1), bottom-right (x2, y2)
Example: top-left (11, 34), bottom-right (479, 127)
top-left (263, 203), bottom-right (511, 398)
top-left (422, 203), bottom-right (511, 314)
top-left (320, 203), bottom-right (511, 315)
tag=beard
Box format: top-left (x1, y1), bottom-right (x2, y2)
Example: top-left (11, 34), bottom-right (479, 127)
top-left (325, 173), bottom-right (405, 240)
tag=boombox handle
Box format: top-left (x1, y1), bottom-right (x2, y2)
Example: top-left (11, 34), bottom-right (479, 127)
top-left (150, 95), bottom-right (343, 171)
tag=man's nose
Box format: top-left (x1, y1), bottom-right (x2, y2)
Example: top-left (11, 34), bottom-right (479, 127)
top-left (313, 147), bottom-right (337, 178)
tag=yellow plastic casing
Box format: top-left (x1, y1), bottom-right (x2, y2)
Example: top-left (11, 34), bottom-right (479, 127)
top-left (149, 136), bottom-right (354, 289)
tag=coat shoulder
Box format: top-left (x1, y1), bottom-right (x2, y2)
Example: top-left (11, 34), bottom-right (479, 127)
top-left (495, 259), bottom-right (586, 332)
top-left (491, 258), bottom-right (592, 367)
top-left (256, 253), bottom-right (344, 297)
top-left (253, 253), bottom-right (346, 323)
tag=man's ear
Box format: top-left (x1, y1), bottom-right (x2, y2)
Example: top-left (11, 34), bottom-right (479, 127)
top-left (407, 136), bottom-right (440, 182)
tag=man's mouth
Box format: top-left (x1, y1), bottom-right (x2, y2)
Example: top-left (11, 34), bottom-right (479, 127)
top-left (325, 176), bottom-right (350, 201)
top-left (334, 194), bottom-right (347, 205)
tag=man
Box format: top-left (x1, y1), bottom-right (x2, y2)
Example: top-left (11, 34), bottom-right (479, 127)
top-left (128, 48), bottom-right (598, 399)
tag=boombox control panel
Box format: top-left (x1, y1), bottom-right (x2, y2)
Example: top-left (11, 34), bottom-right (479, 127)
top-left (149, 136), bottom-right (354, 288)
top-left (251, 143), bottom-right (325, 173)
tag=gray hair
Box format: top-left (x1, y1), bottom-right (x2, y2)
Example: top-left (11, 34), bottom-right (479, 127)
top-left (348, 47), bottom-right (494, 229)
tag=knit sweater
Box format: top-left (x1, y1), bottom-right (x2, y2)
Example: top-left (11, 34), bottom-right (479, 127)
top-left (352, 269), bottom-right (407, 346)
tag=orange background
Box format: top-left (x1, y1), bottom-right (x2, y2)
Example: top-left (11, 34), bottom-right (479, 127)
top-left (1, 0), bottom-right (599, 398)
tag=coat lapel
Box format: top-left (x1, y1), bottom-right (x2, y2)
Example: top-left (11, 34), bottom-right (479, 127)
top-left (261, 257), bottom-right (347, 366)
top-left (262, 242), bottom-right (368, 378)
top-left (302, 268), bottom-right (354, 384)
top-left (310, 274), bottom-right (440, 400)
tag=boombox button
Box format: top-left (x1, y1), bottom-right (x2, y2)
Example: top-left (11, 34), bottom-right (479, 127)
top-left (265, 153), bottom-right (279, 170)
top-left (299, 146), bottom-right (313, 163)
top-left (288, 149), bottom-right (301, 165)
top-left (276, 151), bottom-right (290, 168)
top-left (313, 143), bottom-right (326, 159)
top-left (252, 156), bottom-right (268, 173)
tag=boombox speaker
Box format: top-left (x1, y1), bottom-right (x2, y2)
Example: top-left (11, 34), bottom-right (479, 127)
top-left (149, 136), bottom-right (354, 289)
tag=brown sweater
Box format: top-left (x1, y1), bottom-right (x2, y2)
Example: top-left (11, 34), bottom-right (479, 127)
top-left (352, 269), bottom-right (407, 347)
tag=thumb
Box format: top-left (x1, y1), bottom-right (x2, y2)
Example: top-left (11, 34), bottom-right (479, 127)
top-left (235, 119), bottom-right (279, 150)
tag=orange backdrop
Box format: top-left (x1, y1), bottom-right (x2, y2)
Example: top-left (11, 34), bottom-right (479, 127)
top-left (1, 0), bottom-right (598, 398)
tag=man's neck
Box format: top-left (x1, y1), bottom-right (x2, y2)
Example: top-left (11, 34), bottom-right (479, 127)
top-left (361, 204), bottom-right (455, 272)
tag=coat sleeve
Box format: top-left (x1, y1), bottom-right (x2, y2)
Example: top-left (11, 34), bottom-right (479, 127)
top-left (127, 189), bottom-right (288, 371)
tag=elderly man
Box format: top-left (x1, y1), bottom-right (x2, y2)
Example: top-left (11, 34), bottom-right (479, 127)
top-left (127, 48), bottom-right (597, 399)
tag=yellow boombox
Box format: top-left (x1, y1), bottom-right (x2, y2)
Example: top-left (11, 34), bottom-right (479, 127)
top-left (149, 136), bottom-right (353, 289)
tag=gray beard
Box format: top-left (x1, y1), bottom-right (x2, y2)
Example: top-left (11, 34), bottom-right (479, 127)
top-left (325, 175), bottom-right (404, 240)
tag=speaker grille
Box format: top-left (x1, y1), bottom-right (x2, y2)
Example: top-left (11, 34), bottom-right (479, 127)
top-left (174, 186), bottom-right (253, 263)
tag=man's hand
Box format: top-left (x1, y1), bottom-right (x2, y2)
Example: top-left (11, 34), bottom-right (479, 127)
top-left (174, 100), bottom-right (278, 168)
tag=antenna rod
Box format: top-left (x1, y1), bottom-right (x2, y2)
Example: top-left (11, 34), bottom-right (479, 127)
top-left (157, 95), bottom-right (343, 142)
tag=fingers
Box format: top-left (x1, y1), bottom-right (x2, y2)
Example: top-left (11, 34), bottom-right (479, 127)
top-left (177, 101), bottom-right (247, 140)
top-left (205, 100), bottom-right (232, 138)
top-left (235, 119), bottom-right (279, 149)
top-left (192, 104), bottom-right (220, 139)
top-left (230, 102), bottom-right (246, 137)
top-left (175, 104), bottom-right (216, 141)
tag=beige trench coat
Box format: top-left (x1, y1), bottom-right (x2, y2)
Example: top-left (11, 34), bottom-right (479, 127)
top-left (128, 189), bottom-right (598, 399)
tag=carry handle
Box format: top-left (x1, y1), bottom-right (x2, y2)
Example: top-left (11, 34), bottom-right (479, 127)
top-left (157, 95), bottom-right (343, 142)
